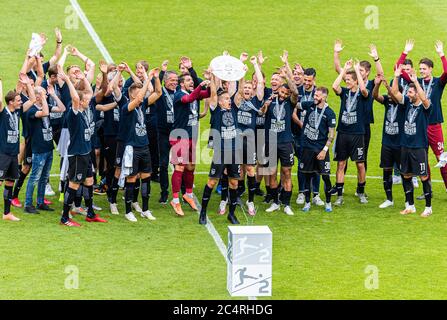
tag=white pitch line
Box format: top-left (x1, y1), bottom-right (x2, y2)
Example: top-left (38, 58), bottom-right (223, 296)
top-left (69, 0), bottom-right (114, 64)
top-left (68, 0), bottom-right (251, 299)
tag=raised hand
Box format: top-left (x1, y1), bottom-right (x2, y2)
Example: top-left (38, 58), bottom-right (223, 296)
top-left (55, 27), bottom-right (62, 43)
top-left (280, 50), bottom-right (289, 64)
top-left (117, 63), bottom-right (126, 72)
top-left (368, 44), bottom-right (379, 60)
top-left (99, 60), bottom-right (108, 74)
top-left (199, 80), bottom-right (210, 88)
top-left (70, 46), bottom-right (80, 56)
top-left (404, 39), bottom-right (415, 54)
top-left (257, 50), bottom-right (267, 65)
top-left (435, 40), bottom-right (444, 57)
top-left (250, 56), bottom-right (257, 65)
top-left (149, 67), bottom-right (160, 79)
top-left (64, 45), bottom-right (72, 55)
top-left (408, 70), bottom-right (417, 83)
top-left (121, 62), bottom-right (132, 74)
top-left (240, 52), bottom-right (249, 62)
top-left (394, 64), bottom-right (403, 78)
top-left (344, 59), bottom-right (353, 70)
top-left (180, 56), bottom-right (192, 68)
top-left (203, 68), bottom-right (212, 80)
top-left (334, 39), bottom-right (344, 53)
top-left (18, 73), bottom-right (30, 85)
top-left (39, 33), bottom-right (48, 46)
top-left (374, 74), bottom-right (383, 85)
top-left (161, 60), bottom-right (169, 72)
top-left (279, 66), bottom-right (287, 79)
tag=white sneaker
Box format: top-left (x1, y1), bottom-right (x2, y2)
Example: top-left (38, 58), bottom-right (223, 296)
top-left (110, 203), bottom-right (119, 215)
top-left (266, 203), bottom-right (280, 213)
top-left (302, 202), bottom-right (311, 212)
top-left (359, 194), bottom-right (368, 204)
top-left (420, 207), bottom-right (432, 217)
top-left (312, 194), bottom-right (324, 206)
top-left (334, 197), bottom-right (344, 206)
top-left (379, 200), bottom-right (394, 209)
top-left (141, 210), bottom-right (156, 220)
top-left (392, 175), bottom-right (402, 185)
top-left (296, 193), bottom-right (305, 205)
top-left (125, 212), bottom-right (137, 222)
top-left (284, 206), bottom-right (294, 216)
top-left (71, 206), bottom-right (87, 216)
top-left (400, 204), bottom-right (416, 215)
top-left (218, 200), bottom-right (227, 215)
top-left (132, 202), bottom-right (143, 214)
top-left (412, 177), bottom-right (419, 188)
top-left (92, 203), bottom-right (102, 211)
top-left (325, 203), bottom-right (333, 212)
top-left (246, 201), bottom-right (256, 216)
top-left (45, 183), bottom-right (55, 196)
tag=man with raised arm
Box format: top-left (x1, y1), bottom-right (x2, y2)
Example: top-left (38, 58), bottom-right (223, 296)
top-left (373, 73), bottom-right (406, 209)
top-left (332, 60), bottom-right (369, 206)
top-left (0, 76), bottom-right (33, 221)
top-left (199, 74), bottom-right (241, 225)
top-left (397, 40), bottom-right (447, 195)
top-left (259, 50), bottom-right (297, 216)
top-left (389, 67), bottom-right (433, 217)
top-left (113, 65), bottom-right (162, 222)
top-left (58, 66), bottom-right (107, 226)
top-left (170, 74), bottom-right (210, 217)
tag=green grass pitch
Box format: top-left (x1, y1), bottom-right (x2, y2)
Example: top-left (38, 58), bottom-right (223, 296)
top-left (1, 0), bottom-right (447, 299)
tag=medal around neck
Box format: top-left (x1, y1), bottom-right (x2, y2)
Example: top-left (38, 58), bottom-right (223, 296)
top-left (210, 55), bottom-right (246, 81)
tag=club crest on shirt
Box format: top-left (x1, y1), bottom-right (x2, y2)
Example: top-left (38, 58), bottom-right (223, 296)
top-left (190, 101), bottom-right (198, 115)
top-left (240, 101), bottom-right (252, 112)
top-left (77, 173), bottom-right (83, 181)
top-left (222, 112), bottom-right (234, 126)
top-left (273, 104), bottom-right (286, 120)
top-left (0, 170), bottom-right (4, 177)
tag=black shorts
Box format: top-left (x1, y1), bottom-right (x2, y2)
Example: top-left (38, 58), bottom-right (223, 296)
top-left (24, 137), bottom-right (33, 166)
top-left (293, 134), bottom-right (303, 159)
top-left (263, 142), bottom-right (295, 167)
top-left (0, 153), bottom-right (19, 180)
top-left (103, 135), bottom-right (117, 170)
top-left (130, 146), bottom-right (152, 176)
top-left (115, 140), bottom-right (125, 167)
top-left (52, 125), bottom-right (62, 146)
top-left (300, 148), bottom-right (331, 175)
top-left (209, 163), bottom-right (241, 179)
top-left (380, 145), bottom-right (401, 169)
top-left (68, 154), bottom-right (93, 183)
top-left (239, 135), bottom-right (257, 165)
top-left (400, 147), bottom-right (429, 176)
top-left (334, 133), bottom-right (365, 162)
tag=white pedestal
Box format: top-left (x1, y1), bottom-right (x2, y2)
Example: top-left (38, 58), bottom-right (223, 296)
top-left (227, 226), bottom-right (272, 297)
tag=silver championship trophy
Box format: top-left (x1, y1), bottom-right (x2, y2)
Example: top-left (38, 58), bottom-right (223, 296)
top-left (210, 53), bottom-right (246, 81)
